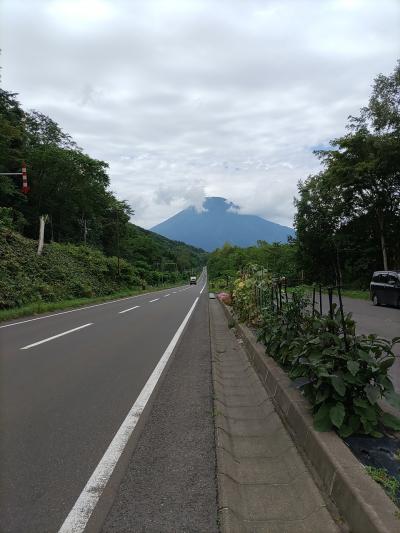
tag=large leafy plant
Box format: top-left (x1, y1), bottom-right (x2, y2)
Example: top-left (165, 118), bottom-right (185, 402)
top-left (288, 308), bottom-right (400, 437)
top-left (246, 281), bottom-right (400, 437)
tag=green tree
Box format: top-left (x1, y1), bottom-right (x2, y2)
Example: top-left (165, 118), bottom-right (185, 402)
top-left (295, 61), bottom-right (400, 285)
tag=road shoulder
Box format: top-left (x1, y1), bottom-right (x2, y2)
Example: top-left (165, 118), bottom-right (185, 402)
top-left (102, 293), bottom-right (218, 532)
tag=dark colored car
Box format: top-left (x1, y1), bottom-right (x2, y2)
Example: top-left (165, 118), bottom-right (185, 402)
top-left (370, 271), bottom-right (400, 308)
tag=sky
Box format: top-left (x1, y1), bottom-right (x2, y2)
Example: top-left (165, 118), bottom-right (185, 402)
top-left (1, 0), bottom-right (399, 229)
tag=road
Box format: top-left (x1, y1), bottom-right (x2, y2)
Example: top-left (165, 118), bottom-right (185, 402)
top-left (325, 294), bottom-right (400, 392)
top-left (0, 274), bottom-right (207, 533)
top-left (102, 289), bottom-right (218, 532)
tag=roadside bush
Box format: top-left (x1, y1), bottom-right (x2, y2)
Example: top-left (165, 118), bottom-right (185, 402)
top-left (233, 267), bottom-right (400, 437)
top-left (232, 264), bottom-right (271, 323)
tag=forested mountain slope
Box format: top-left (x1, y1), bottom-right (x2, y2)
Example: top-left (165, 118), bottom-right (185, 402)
top-left (0, 89), bottom-right (206, 310)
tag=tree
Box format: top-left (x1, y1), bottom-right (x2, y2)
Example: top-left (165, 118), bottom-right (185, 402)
top-left (295, 62), bottom-right (400, 284)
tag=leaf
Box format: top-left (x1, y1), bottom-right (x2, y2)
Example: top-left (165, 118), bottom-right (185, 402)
top-left (338, 424), bottom-right (354, 438)
top-left (381, 412), bottom-right (400, 431)
top-left (361, 417), bottom-right (374, 434)
top-left (377, 375), bottom-right (394, 392)
top-left (330, 403), bottom-right (345, 428)
top-left (355, 404), bottom-right (378, 422)
top-left (315, 388), bottom-right (330, 405)
top-left (353, 398), bottom-right (369, 408)
top-left (358, 350), bottom-right (374, 363)
top-left (313, 403), bottom-right (333, 432)
top-left (343, 373), bottom-right (358, 384)
top-left (347, 360), bottom-right (360, 376)
top-left (384, 390), bottom-right (400, 410)
top-left (331, 375), bottom-right (346, 396)
top-left (379, 357), bottom-right (395, 370)
top-left (364, 384), bottom-right (380, 405)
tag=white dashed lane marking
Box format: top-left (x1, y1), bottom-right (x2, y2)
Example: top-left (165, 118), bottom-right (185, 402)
top-left (21, 323), bottom-right (93, 350)
top-left (119, 306), bottom-right (141, 315)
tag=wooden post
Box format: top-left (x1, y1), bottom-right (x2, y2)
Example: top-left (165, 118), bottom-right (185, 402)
top-left (37, 215), bottom-right (48, 255)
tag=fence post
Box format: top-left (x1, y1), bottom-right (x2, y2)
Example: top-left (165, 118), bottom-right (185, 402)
top-left (337, 285), bottom-right (348, 351)
top-left (319, 284), bottom-right (323, 315)
top-left (328, 287), bottom-right (333, 319)
top-left (312, 286), bottom-right (316, 317)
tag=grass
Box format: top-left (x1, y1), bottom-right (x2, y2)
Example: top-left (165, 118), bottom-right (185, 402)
top-left (0, 281), bottom-right (188, 323)
top-left (366, 466), bottom-right (400, 505)
top-left (289, 284), bottom-right (370, 301)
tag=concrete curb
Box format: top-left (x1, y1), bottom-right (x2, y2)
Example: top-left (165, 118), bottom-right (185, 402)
top-left (220, 302), bottom-right (400, 533)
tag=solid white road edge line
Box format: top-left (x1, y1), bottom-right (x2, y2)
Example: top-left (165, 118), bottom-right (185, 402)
top-left (118, 305), bottom-right (140, 315)
top-left (20, 323), bottom-right (93, 350)
top-left (58, 297), bottom-right (200, 533)
top-left (149, 298), bottom-right (159, 303)
top-left (200, 283), bottom-right (207, 294)
top-left (0, 286), bottom-right (186, 329)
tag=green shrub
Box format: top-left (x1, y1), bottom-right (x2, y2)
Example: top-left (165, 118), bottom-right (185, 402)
top-left (232, 267), bottom-right (400, 438)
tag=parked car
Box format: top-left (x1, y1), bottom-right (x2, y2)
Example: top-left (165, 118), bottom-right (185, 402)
top-left (370, 271), bottom-right (400, 307)
top-left (190, 276), bottom-right (197, 285)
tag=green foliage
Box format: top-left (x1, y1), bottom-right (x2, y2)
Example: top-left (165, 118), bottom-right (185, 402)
top-left (295, 61), bottom-right (400, 285)
top-left (208, 241), bottom-right (297, 285)
top-left (366, 466), bottom-right (400, 504)
top-left (232, 264), bottom-right (273, 323)
top-left (233, 267), bottom-right (400, 438)
top-left (120, 223), bottom-right (206, 284)
top-left (0, 227), bottom-right (140, 309)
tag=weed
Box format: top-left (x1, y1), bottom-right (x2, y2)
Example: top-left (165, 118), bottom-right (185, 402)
top-left (366, 466), bottom-right (400, 504)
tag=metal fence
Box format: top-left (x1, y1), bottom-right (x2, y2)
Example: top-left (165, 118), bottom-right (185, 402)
top-left (254, 279), bottom-right (352, 351)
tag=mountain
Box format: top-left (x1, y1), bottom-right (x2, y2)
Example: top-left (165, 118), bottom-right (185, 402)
top-left (151, 197), bottom-right (295, 252)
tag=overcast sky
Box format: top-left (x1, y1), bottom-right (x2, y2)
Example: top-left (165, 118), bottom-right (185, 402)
top-left (1, 0), bottom-right (399, 229)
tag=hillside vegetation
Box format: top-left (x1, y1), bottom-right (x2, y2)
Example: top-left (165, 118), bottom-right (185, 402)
top-left (0, 226), bottom-right (140, 309)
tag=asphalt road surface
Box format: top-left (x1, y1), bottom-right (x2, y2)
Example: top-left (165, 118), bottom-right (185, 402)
top-left (102, 289), bottom-right (218, 533)
top-left (324, 294), bottom-right (400, 392)
top-left (0, 274), bottom-right (207, 533)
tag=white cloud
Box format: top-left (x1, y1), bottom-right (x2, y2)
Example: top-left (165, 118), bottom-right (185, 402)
top-left (1, 0), bottom-right (399, 228)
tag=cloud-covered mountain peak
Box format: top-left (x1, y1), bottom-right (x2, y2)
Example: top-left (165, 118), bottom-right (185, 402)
top-left (202, 197), bottom-right (238, 212)
top-left (151, 197), bottom-right (295, 251)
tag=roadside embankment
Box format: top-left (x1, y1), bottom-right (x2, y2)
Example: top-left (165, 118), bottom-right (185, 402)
top-left (0, 227), bottom-right (189, 321)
